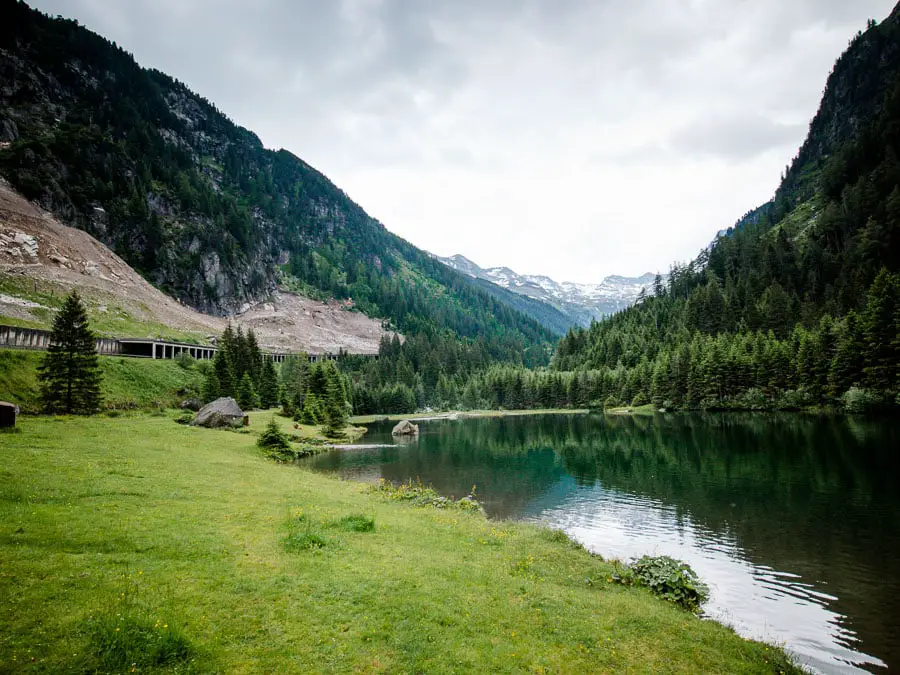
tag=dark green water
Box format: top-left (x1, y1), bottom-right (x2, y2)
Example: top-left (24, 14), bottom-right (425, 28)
top-left (303, 413), bottom-right (900, 674)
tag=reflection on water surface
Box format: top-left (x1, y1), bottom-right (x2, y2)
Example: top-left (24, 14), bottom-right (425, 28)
top-left (304, 413), bottom-right (900, 674)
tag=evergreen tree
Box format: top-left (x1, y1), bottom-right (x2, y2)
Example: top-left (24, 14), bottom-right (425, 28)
top-left (829, 311), bottom-right (865, 396)
top-left (862, 269), bottom-right (900, 391)
top-left (257, 417), bottom-right (290, 451)
top-left (246, 329), bottom-right (263, 387)
top-left (202, 370), bottom-right (221, 403)
top-left (237, 372), bottom-right (260, 410)
top-left (258, 358), bottom-right (280, 409)
top-left (213, 350), bottom-right (234, 398)
top-left (38, 291), bottom-right (103, 414)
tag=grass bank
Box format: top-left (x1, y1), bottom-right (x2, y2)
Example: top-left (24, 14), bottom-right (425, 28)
top-left (0, 348), bottom-right (204, 412)
top-left (245, 409), bottom-right (367, 444)
top-left (0, 275), bottom-right (209, 343)
top-left (0, 413), bottom-right (797, 672)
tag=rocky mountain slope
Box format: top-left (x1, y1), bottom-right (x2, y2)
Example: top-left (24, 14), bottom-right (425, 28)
top-left (0, 179), bottom-right (392, 352)
top-left (0, 1), bottom-right (554, 366)
top-left (438, 254), bottom-right (658, 326)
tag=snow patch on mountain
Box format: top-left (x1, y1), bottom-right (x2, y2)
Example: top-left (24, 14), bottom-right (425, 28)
top-left (437, 254), bottom-right (661, 326)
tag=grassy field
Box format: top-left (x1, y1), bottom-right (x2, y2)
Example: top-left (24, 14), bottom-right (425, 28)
top-left (0, 413), bottom-right (798, 673)
top-left (0, 349), bottom-right (204, 412)
top-left (0, 275), bottom-right (210, 343)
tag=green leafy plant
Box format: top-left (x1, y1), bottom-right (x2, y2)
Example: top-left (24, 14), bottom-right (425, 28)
top-left (334, 514), bottom-right (376, 532)
top-left (283, 531), bottom-right (328, 551)
top-left (370, 479), bottom-right (481, 512)
top-left (281, 511), bottom-right (328, 551)
top-left (174, 412), bottom-right (194, 425)
top-left (841, 387), bottom-right (883, 414)
top-left (613, 555), bottom-right (709, 613)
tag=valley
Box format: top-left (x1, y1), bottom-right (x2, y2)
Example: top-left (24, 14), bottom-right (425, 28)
top-left (1, 1), bottom-right (899, 673)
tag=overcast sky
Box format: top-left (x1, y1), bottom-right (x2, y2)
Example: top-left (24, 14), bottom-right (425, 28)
top-left (32, 0), bottom-right (895, 283)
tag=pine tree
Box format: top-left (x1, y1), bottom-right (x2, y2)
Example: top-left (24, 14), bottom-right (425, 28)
top-left (38, 291), bottom-right (103, 414)
top-left (213, 350), bottom-right (234, 398)
top-left (202, 370), bottom-right (221, 403)
top-left (862, 269), bottom-right (900, 391)
top-left (258, 358), bottom-right (280, 409)
top-left (323, 363), bottom-right (349, 437)
top-left (246, 328), bottom-right (263, 388)
top-left (257, 417), bottom-right (290, 451)
top-left (237, 372), bottom-right (260, 410)
top-left (829, 311), bottom-right (865, 396)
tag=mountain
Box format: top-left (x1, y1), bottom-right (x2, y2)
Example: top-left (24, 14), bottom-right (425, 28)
top-left (552, 6), bottom-right (900, 414)
top-left (438, 254), bottom-right (659, 326)
top-left (0, 1), bottom-right (554, 366)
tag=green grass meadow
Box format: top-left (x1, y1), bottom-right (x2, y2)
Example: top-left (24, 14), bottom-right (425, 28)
top-left (0, 349), bottom-right (204, 412)
top-left (0, 413), bottom-right (798, 673)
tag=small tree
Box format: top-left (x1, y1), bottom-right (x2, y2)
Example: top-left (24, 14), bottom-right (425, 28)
top-left (38, 290), bottom-right (103, 414)
top-left (257, 417), bottom-right (290, 451)
top-left (237, 372), bottom-right (260, 411)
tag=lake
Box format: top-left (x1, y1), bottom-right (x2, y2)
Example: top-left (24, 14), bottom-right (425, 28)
top-left (303, 412), bottom-right (900, 674)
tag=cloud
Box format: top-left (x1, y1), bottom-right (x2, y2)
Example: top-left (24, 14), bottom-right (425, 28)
top-left (668, 113), bottom-right (805, 160)
top-left (28, 0), bottom-right (897, 282)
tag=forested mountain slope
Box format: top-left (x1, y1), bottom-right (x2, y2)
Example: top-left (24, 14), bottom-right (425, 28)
top-left (552, 7), bottom-right (900, 412)
top-left (0, 1), bottom-right (554, 366)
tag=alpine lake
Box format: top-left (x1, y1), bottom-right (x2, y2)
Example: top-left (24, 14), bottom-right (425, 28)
top-left (302, 412), bottom-right (900, 674)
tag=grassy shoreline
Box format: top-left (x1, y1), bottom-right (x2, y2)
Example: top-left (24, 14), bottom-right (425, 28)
top-left (0, 412), bottom-right (798, 672)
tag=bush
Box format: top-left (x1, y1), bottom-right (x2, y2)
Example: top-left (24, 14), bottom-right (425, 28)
top-left (335, 514), bottom-right (376, 532)
top-left (777, 388), bottom-right (813, 411)
top-left (371, 479), bottom-right (482, 512)
top-left (736, 387), bottom-right (768, 411)
top-left (175, 352), bottom-right (195, 370)
top-left (613, 555), bottom-right (709, 613)
top-left (630, 392), bottom-right (648, 407)
top-left (283, 531), bottom-right (328, 552)
top-left (257, 417), bottom-right (290, 450)
top-left (87, 612), bottom-right (194, 671)
top-left (174, 412), bottom-right (194, 425)
top-left (841, 387), bottom-right (883, 414)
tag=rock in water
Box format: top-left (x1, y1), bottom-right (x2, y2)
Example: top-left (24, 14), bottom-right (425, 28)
top-left (0, 401), bottom-right (19, 428)
top-left (192, 397), bottom-right (244, 428)
top-left (391, 420), bottom-right (419, 436)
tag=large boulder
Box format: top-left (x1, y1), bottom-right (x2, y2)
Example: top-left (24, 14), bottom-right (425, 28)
top-left (391, 420), bottom-right (419, 436)
top-left (0, 401), bottom-right (19, 428)
top-left (192, 397), bottom-right (244, 428)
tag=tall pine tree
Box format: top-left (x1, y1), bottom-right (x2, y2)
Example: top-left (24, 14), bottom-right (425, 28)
top-left (38, 291), bottom-right (103, 414)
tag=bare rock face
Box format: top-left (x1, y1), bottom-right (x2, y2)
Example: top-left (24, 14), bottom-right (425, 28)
top-left (192, 397), bottom-right (243, 428)
top-left (391, 420), bottom-right (419, 436)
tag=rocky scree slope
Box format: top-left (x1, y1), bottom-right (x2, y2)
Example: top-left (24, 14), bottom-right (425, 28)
top-left (0, 179), bottom-right (392, 353)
